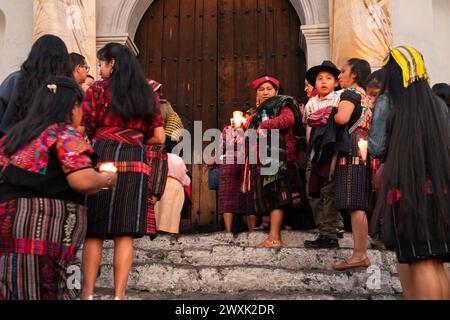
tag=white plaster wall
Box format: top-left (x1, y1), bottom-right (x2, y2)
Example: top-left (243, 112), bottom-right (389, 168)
top-left (392, 0), bottom-right (450, 85)
top-left (432, 0), bottom-right (450, 84)
top-left (0, 0), bottom-right (33, 82)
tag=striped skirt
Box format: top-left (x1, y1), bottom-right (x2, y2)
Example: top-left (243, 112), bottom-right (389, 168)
top-left (0, 253), bottom-right (78, 300)
top-left (0, 197), bottom-right (87, 300)
top-left (335, 130), bottom-right (371, 212)
top-left (218, 163), bottom-right (246, 214)
top-left (86, 139), bottom-right (149, 239)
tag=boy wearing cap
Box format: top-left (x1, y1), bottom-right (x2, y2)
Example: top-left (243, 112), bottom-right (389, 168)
top-left (303, 61), bottom-right (344, 248)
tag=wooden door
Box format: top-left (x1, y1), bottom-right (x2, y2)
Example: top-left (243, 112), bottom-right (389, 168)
top-left (135, 0), bottom-right (305, 226)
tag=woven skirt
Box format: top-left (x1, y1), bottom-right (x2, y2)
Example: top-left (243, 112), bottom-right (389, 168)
top-left (0, 197), bottom-right (87, 300)
top-left (218, 163), bottom-right (246, 214)
top-left (0, 253), bottom-right (78, 300)
top-left (253, 162), bottom-right (301, 216)
top-left (335, 131), bottom-right (371, 212)
top-left (384, 202), bottom-right (450, 264)
top-left (86, 139), bottom-right (149, 239)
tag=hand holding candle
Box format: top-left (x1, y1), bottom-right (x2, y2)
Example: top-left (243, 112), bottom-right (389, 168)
top-left (99, 162), bottom-right (118, 173)
top-left (358, 138), bottom-right (368, 162)
top-left (99, 162), bottom-right (118, 190)
top-left (233, 111), bottom-right (244, 128)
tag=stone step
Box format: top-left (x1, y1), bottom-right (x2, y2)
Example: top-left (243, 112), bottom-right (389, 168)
top-left (95, 263), bottom-right (403, 296)
top-left (102, 231), bottom-right (364, 251)
top-left (92, 287), bottom-right (402, 301)
top-left (100, 246), bottom-right (398, 274)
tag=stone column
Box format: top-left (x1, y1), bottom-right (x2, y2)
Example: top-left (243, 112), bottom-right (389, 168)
top-left (96, 34), bottom-right (139, 56)
top-left (33, 0), bottom-right (97, 76)
top-left (301, 23), bottom-right (331, 69)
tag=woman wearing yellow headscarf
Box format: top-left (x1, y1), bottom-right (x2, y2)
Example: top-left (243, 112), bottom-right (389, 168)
top-left (369, 46), bottom-right (450, 300)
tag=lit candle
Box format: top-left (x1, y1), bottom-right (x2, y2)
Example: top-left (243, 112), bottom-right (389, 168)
top-left (233, 111), bottom-right (244, 128)
top-left (99, 162), bottom-right (117, 173)
top-left (358, 138), bottom-right (368, 162)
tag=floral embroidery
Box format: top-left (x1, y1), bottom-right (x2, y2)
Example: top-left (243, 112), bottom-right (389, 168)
top-left (6, 125), bottom-right (59, 174)
top-left (387, 189), bottom-right (401, 205)
top-left (63, 203), bottom-right (77, 244)
top-left (0, 124), bottom-right (93, 175)
top-left (56, 126), bottom-right (94, 174)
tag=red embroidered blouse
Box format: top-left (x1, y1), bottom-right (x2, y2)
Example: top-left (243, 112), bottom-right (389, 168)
top-left (82, 80), bottom-right (164, 142)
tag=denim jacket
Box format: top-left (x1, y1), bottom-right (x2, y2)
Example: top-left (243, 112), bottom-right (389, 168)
top-left (369, 94), bottom-right (391, 159)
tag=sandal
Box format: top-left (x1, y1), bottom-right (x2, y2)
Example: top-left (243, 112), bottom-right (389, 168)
top-left (257, 239), bottom-right (284, 248)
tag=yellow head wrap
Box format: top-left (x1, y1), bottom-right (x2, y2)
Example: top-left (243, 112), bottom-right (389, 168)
top-left (383, 46), bottom-right (431, 88)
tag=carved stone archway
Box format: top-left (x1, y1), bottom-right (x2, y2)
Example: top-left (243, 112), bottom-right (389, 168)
top-left (96, 0), bottom-right (331, 67)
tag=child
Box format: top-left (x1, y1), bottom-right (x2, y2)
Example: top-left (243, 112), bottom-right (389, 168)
top-left (365, 69), bottom-right (385, 109)
top-left (303, 61), bottom-right (344, 248)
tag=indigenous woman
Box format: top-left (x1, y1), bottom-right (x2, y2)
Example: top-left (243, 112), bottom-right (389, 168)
top-left (218, 115), bottom-right (247, 233)
top-left (333, 59), bottom-right (372, 271)
top-left (81, 43), bottom-right (165, 300)
top-left (0, 76), bottom-right (116, 300)
top-left (243, 76), bottom-right (301, 247)
top-left (370, 46), bottom-right (450, 299)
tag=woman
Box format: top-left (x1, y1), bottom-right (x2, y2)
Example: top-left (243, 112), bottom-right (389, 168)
top-left (154, 153), bottom-right (190, 234)
top-left (0, 76), bottom-right (116, 300)
top-left (243, 76), bottom-right (301, 248)
top-left (219, 116), bottom-right (247, 233)
top-left (0, 35), bottom-right (73, 137)
top-left (333, 58), bottom-right (372, 271)
top-left (148, 80), bottom-right (184, 152)
top-left (80, 43), bottom-right (165, 300)
top-left (370, 46), bottom-right (450, 300)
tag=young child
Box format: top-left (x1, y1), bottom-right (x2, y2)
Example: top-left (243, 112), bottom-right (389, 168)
top-left (303, 61), bottom-right (344, 248)
top-left (365, 69), bottom-right (385, 109)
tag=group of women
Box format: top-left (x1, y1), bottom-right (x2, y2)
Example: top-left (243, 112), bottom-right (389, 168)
top-left (0, 35), bottom-right (164, 300)
top-left (0, 33), bottom-right (448, 300)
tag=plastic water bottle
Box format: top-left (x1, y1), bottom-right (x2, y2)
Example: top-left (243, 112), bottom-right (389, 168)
top-left (261, 110), bottom-right (269, 122)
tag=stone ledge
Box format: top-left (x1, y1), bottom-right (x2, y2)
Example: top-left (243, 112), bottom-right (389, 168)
top-left (95, 264), bottom-right (402, 295)
top-left (99, 246), bottom-right (398, 274)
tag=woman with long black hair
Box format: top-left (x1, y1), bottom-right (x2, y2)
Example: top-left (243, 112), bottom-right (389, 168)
top-left (370, 46), bottom-right (450, 300)
top-left (0, 35), bottom-right (73, 137)
top-left (80, 43), bottom-right (165, 300)
top-left (0, 76), bottom-right (116, 300)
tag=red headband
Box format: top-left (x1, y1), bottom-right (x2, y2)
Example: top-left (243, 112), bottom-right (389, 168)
top-left (252, 76), bottom-right (280, 90)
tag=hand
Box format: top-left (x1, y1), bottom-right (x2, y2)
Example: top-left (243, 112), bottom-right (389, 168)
top-left (100, 171), bottom-right (118, 189)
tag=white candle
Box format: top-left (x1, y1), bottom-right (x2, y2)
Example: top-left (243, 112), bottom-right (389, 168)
top-left (233, 111), bottom-right (244, 128)
top-left (99, 162), bottom-right (117, 173)
top-left (358, 138), bottom-right (368, 161)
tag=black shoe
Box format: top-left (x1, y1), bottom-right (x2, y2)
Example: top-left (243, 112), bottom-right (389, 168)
top-left (304, 235), bottom-right (339, 248)
top-left (337, 228), bottom-right (345, 239)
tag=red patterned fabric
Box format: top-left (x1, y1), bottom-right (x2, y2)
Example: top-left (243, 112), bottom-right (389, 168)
top-left (82, 80), bottom-right (163, 141)
top-left (258, 107), bottom-right (297, 162)
top-left (93, 127), bottom-right (145, 145)
top-left (0, 124), bottom-right (93, 175)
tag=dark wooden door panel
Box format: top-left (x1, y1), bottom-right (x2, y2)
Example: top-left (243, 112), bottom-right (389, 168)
top-left (135, 0), bottom-right (305, 226)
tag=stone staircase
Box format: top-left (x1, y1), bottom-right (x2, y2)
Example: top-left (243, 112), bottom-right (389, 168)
top-left (89, 231), bottom-right (406, 300)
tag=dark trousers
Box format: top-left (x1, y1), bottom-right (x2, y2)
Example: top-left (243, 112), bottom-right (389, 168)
top-left (306, 160), bottom-right (343, 239)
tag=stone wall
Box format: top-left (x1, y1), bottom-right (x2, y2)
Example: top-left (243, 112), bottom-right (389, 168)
top-left (0, 0), bottom-right (33, 82)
